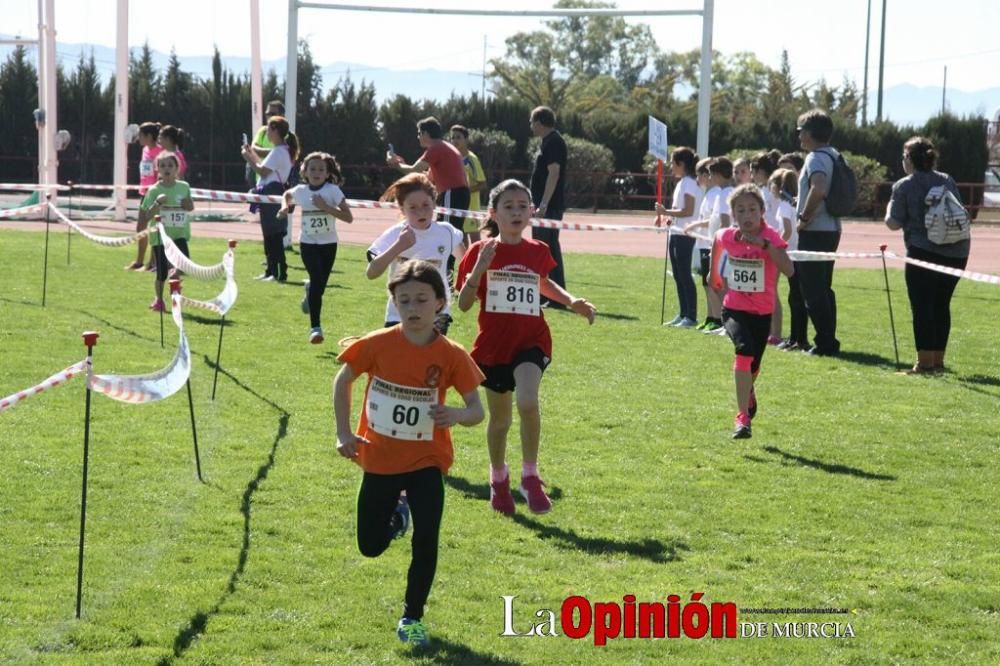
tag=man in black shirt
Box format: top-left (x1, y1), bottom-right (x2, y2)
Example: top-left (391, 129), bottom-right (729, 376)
top-left (529, 106), bottom-right (568, 307)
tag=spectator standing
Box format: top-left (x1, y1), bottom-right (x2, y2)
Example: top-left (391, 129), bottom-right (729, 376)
top-left (529, 106), bottom-right (568, 309)
top-left (449, 124), bottom-right (487, 247)
top-left (795, 109), bottom-right (842, 356)
top-left (251, 100), bottom-right (293, 250)
top-left (388, 117), bottom-right (470, 274)
top-left (885, 136), bottom-right (971, 373)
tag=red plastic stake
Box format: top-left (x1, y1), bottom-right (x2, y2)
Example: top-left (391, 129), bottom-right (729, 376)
top-left (169, 279), bottom-right (182, 294)
top-left (81, 331), bottom-right (99, 348)
top-left (228, 239), bottom-right (237, 249)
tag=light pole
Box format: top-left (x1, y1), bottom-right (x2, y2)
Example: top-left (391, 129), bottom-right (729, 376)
top-left (876, 0), bottom-right (886, 123)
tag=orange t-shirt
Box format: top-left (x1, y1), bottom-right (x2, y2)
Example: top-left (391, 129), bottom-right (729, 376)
top-left (337, 326), bottom-right (485, 475)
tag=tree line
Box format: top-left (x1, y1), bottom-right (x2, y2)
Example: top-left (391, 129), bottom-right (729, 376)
top-left (0, 0), bottom-right (988, 212)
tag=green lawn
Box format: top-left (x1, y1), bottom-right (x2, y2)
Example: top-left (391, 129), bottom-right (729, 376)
top-left (0, 227), bottom-right (998, 665)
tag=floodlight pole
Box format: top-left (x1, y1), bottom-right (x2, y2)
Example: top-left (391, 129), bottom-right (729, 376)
top-left (37, 0), bottom-right (58, 192)
top-left (285, 0), bottom-right (298, 132)
top-left (287, 2), bottom-right (714, 153)
top-left (250, 0), bottom-right (263, 136)
top-left (113, 0), bottom-right (128, 221)
top-left (696, 0), bottom-right (714, 158)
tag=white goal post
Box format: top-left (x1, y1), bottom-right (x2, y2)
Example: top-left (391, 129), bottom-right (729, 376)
top-left (284, 1), bottom-right (715, 157)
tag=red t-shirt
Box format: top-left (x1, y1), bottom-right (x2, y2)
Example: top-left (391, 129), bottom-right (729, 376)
top-left (337, 326), bottom-right (484, 475)
top-left (419, 141), bottom-right (467, 193)
top-left (456, 238), bottom-right (557, 366)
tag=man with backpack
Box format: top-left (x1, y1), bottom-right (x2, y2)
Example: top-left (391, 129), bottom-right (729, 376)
top-left (795, 109), bottom-right (856, 357)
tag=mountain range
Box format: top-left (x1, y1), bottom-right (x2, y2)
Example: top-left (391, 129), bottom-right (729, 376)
top-left (4, 37), bottom-right (999, 127)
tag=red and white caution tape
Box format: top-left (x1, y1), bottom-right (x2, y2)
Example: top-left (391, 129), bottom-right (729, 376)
top-left (886, 251), bottom-right (1000, 286)
top-left (190, 188), bottom-right (282, 205)
top-left (160, 225), bottom-right (227, 279)
top-left (88, 293), bottom-right (191, 404)
top-left (0, 203), bottom-right (49, 219)
top-left (0, 183), bottom-right (70, 192)
top-left (0, 359), bottom-right (90, 414)
top-left (179, 250), bottom-right (238, 315)
top-left (48, 204), bottom-right (151, 245)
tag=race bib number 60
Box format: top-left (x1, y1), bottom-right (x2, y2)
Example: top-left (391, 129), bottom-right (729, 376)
top-left (486, 270), bottom-right (540, 316)
top-left (726, 257), bottom-right (764, 293)
top-left (366, 377), bottom-right (436, 441)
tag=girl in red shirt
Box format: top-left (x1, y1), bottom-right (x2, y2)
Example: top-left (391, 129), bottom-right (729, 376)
top-left (456, 179), bottom-right (596, 516)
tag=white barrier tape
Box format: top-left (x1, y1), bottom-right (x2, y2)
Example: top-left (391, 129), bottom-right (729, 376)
top-left (885, 251), bottom-right (1000, 286)
top-left (789, 250), bottom-right (885, 261)
top-left (191, 187), bottom-right (668, 233)
top-left (0, 359), bottom-right (90, 413)
top-left (88, 293), bottom-right (191, 404)
top-left (178, 251), bottom-right (238, 315)
top-left (0, 203), bottom-right (49, 219)
top-left (160, 225), bottom-right (227, 280)
top-left (48, 204), bottom-right (151, 246)
top-left (66, 183), bottom-right (141, 191)
top-left (0, 183), bottom-right (70, 192)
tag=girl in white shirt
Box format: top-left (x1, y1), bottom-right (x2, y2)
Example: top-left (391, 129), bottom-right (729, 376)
top-left (752, 150), bottom-right (788, 345)
top-left (769, 168), bottom-right (807, 350)
top-left (366, 174), bottom-right (466, 335)
top-left (654, 147), bottom-right (702, 327)
top-left (280, 152), bottom-right (353, 344)
top-left (241, 116), bottom-right (299, 282)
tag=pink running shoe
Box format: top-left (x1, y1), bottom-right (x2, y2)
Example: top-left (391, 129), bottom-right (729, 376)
top-left (490, 476), bottom-right (516, 516)
top-left (149, 298), bottom-right (165, 312)
top-left (519, 475), bottom-right (552, 514)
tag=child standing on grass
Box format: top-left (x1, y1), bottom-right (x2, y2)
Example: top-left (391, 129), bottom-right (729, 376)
top-left (367, 174), bottom-right (465, 334)
top-left (138, 152), bottom-right (194, 312)
top-left (334, 260), bottom-right (485, 646)
top-left (157, 125), bottom-right (187, 178)
top-left (654, 146), bottom-right (702, 328)
top-left (279, 152), bottom-right (353, 344)
top-left (241, 116), bottom-right (299, 282)
top-left (126, 121), bottom-right (163, 271)
top-left (769, 168), bottom-right (806, 351)
top-left (712, 184), bottom-right (793, 439)
top-left (456, 179), bottom-right (596, 516)
top-left (684, 158), bottom-right (721, 331)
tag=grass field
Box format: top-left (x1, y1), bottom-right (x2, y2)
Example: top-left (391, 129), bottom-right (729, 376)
top-left (1, 228), bottom-right (998, 665)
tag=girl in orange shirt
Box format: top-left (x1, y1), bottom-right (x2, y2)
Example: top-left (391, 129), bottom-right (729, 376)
top-left (334, 260), bottom-right (484, 646)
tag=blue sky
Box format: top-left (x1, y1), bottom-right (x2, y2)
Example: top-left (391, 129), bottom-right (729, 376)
top-left (5, 0), bottom-right (1000, 93)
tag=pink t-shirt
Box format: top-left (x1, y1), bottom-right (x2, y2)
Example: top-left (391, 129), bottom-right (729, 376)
top-left (717, 225), bottom-right (787, 315)
top-left (138, 144), bottom-right (163, 194)
top-left (174, 149), bottom-right (188, 179)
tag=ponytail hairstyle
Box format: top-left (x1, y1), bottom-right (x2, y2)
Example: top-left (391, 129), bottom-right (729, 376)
top-left (158, 124), bottom-right (185, 149)
top-left (750, 149), bottom-right (782, 177)
top-left (482, 179), bottom-right (533, 238)
top-left (670, 146), bottom-right (698, 177)
top-left (266, 116), bottom-right (300, 161)
top-left (300, 151), bottom-right (343, 184)
top-left (903, 136), bottom-right (937, 172)
top-left (727, 182), bottom-right (766, 212)
top-left (139, 121), bottom-right (161, 141)
top-left (381, 172), bottom-right (437, 207)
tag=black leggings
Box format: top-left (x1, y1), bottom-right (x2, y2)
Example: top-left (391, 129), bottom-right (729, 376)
top-left (905, 246), bottom-right (968, 351)
top-left (301, 242), bottom-right (338, 328)
top-left (722, 307), bottom-right (772, 374)
top-left (263, 233), bottom-right (287, 280)
top-left (357, 466), bottom-right (444, 621)
top-left (786, 272), bottom-right (808, 346)
top-left (439, 187), bottom-right (471, 275)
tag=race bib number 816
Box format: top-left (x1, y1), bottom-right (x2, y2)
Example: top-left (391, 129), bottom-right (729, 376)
top-left (486, 270), bottom-right (540, 316)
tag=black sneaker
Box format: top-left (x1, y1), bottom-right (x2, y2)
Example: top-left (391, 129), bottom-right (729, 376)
top-left (732, 412), bottom-right (752, 439)
top-left (390, 496), bottom-right (410, 540)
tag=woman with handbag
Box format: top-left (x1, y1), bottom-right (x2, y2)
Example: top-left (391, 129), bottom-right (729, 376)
top-left (885, 136), bottom-right (972, 373)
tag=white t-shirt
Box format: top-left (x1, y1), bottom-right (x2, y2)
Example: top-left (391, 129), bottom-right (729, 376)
top-left (709, 186), bottom-right (734, 237)
top-left (762, 187), bottom-right (781, 232)
top-left (290, 183), bottom-right (345, 245)
top-left (368, 221), bottom-right (464, 323)
top-left (670, 176), bottom-right (701, 231)
top-left (259, 145), bottom-right (293, 187)
top-left (696, 186), bottom-right (720, 249)
top-left (777, 199), bottom-right (798, 251)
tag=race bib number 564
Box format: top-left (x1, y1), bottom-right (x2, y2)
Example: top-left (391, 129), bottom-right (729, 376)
top-left (726, 257), bottom-right (764, 293)
top-left (366, 377), bottom-right (436, 441)
top-left (486, 270), bottom-right (540, 316)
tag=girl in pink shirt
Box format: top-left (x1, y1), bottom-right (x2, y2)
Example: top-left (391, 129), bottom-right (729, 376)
top-left (712, 184), bottom-right (793, 439)
top-left (126, 122), bottom-right (163, 271)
